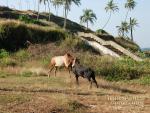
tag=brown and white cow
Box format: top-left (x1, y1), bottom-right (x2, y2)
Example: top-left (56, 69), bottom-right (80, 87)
top-left (48, 53), bottom-right (74, 77)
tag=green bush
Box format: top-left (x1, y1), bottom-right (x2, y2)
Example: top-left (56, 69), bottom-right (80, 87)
top-left (0, 49), bottom-right (9, 58)
top-left (15, 49), bottom-right (29, 61)
top-left (19, 15), bottom-right (39, 24)
top-left (77, 54), bottom-right (148, 81)
top-left (0, 57), bottom-right (18, 67)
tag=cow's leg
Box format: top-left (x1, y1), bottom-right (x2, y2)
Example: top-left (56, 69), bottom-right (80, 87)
top-left (75, 75), bottom-right (79, 86)
top-left (48, 66), bottom-right (55, 77)
top-left (88, 77), bottom-right (92, 89)
top-left (92, 76), bottom-right (98, 88)
top-left (68, 66), bottom-right (72, 78)
top-left (54, 67), bottom-right (57, 76)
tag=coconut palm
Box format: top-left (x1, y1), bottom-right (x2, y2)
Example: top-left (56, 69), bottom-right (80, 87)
top-left (52, 0), bottom-right (63, 15)
top-left (80, 9), bottom-right (97, 30)
top-left (62, 0), bottom-right (81, 29)
top-left (129, 17), bottom-right (138, 41)
top-left (47, 0), bottom-right (52, 21)
top-left (37, 0), bottom-right (42, 20)
top-left (125, 0), bottom-right (136, 21)
top-left (116, 21), bottom-right (130, 38)
top-left (102, 0), bottom-right (119, 29)
top-left (6, 0), bottom-right (8, 7)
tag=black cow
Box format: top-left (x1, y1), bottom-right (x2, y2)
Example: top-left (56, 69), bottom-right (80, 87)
top-left (72, 58), bottom-right (98, 88)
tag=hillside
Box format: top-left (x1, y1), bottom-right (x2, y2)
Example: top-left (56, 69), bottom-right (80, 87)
top-left (0, 6), bottom-right (140, 53)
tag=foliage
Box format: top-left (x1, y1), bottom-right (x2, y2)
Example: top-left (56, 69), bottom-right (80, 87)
top-left (116, 21), bottom-right (130, 37)
top-left (102, 0), bottom-right (119, 29)
top-left (0, 57), bottom-right (18, 67)
top-left (14, 49), bottom-right (30, 62)
top-left (21, 71), bottom-right (33, 77)
top-left (115, 37), bottom-right (140, 52)
top-left (96, 29), bottom-right (109, 35)
top-left (19, 15), bottom-right (39, 24)
top-left (0, 49), bottom-right (9, 58)
top-left (80, 9), bottom-right (97, 29)
top-left (0, 20), bottom-right (65, 51)
top-left (59, 36), bottom-right (96, 53)
top-left (78, 54), bottom-right (150, 81)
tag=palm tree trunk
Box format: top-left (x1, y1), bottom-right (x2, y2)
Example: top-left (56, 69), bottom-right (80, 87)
top-left (34, 0), bottom-right (36, 11)
top-left (63, 7), bottom-right (67, 29)
top-left (47, 0), bottom-right (51, 21)
top-left (37, 0), bottom-right (40, 20)
top-left (19, 0), bottom-right (22, 10)
top-left (125, 9), bottom-right (129, 21)
top-left (6, 0), bottom-right (8, 7)
top-left (122, 30), bottom-right (124, 37)
top-left (56, 6), bottom-right (59, 16)
top-left (45, 4), bottom-right (47, 12)
top-left (130, 17), bottom-right (134, 41)
top-left (86, 21), bottom-right (88, 30)
top-left (102, 12), bottom-right (112, 29)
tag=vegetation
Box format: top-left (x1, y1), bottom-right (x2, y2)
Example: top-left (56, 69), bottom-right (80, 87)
top-left (129, 17), bottom-right (138, 41)
top-left (19, 15), bottom-right (39, 24)
top-left (116, 21), bottom-right (130, 37)
top-left (124, 0), bottom-right (137, 21)
top-left (0, 19), bottom-right (65, 51)
top-left (80, 9), bottom-right (97, 30)
top-left (102, 0), bottom-right (119, 29)
top-left (62, 0), bottom-right (81, 29)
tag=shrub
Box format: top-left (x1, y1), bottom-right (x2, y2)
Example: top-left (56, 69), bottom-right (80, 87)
top-left (15, 49), bottom-right (29, 62)
top-left (0, 57), bottom-right (18, 67)
top-left (0, 49), bottom-right (9, 58)
top-left (19, 15), bottom-right (39, 24)
top-left (77, 54), bottom-right (148, 81)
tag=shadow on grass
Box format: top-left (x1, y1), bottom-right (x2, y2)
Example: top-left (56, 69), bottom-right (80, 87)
top-left (99, 84), bottom-right (144, 94)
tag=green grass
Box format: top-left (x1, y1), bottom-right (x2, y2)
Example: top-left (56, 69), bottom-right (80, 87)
top-left (0, 19), bottom-right (66, 51)
top-left (0, 93), bottom-right (31, 106)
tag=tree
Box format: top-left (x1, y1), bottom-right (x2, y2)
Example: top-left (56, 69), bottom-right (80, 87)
top-left (37, 0), bottom-right (42, 20)
top-left (52, 0), bottom-right (63, 15)
top-left (6, 0), bottom-right (8, 7)
top-left (129, 17), bottom-right (138, 41)
top-left (102, 0), bottom-right (119, 29)
top-left (47, 0), bottom-right (51, 21)
top-left (124, 0), bottom-right (136, 21)
top-left (116, 21), bottom-right (130, 38)
top-left (80, 9), bottom-right (97, 30)
top-left (62, 0), bottom-right (81, 29)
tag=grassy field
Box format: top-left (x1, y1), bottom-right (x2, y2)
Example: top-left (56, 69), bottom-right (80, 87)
top-left (0, 67), bottom-right (150, 113)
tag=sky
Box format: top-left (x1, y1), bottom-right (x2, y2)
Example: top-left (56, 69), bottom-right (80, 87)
top-left (0, 0), bottom-right (149, 48)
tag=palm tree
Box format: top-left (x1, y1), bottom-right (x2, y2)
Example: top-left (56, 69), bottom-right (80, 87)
top-left (47, 0), bottom-right (51, 21)
top-left (37, 0), bottom-right (42, 20)
top-left (80, 9), bottom-right (97, 30)
top-left (52, 0), bottom-right (63, 15)
top-left (62, 0), bottom-right (81, 29)
top-left (6, 0), bottom-right (8, 7)
top-left (116, 21), bottom-right (130, 38)
top-left (124, 0), bottom-right (136, 21)
top-left (102, 0), bottom-right (119, 29)
top-left (129, 17), bottom-right (138, 41)
top-left (34, 0), bottom-right (36, 11)
top-left (19, 0), bottom-right (22, 10)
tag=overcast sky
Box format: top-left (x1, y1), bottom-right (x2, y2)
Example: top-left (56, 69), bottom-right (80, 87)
top-left (0, 0), bottom-right (149, 48)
